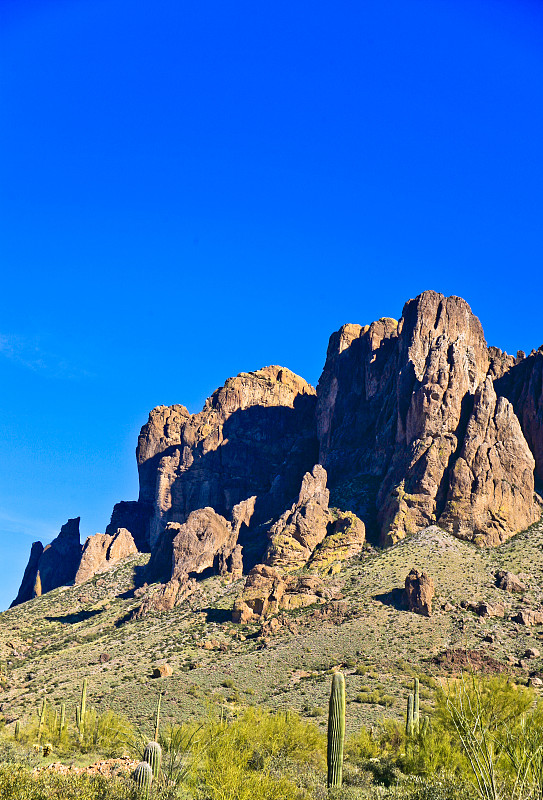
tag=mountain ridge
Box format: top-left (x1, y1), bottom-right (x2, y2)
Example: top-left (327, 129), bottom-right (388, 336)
top-left (12, 290), bottom-right (543, 610)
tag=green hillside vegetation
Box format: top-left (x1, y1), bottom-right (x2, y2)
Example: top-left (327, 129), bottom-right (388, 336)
top-left (2, 519), bottom-right (543, 796)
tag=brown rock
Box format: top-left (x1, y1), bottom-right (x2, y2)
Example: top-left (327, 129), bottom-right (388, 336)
top-left (152, 663), bottom-right (173, 678)
top-left (439, 378), bottom-right (538, 545)
top-left (307, 510), bottom-right (365, 572)
top-left (105, 500), bottom-right (151, 553)
top-left (525, 648), bottom-right (541, 659)
top-left (529, 677), bottom-right (543, 687)
top-left (131, 578), bottom-right (196, 619)
top-left (512, 609), bottom-right (543, 626)
top-left (75, 528), bottom-right (138, 584)
top-left (316, 290), bottom-right (541, 547)
top-left (496, 346), bottom-right (543, 482)
top-left (404, 569), bottom-right (434, 616)
top-left (495, 570), bottom-right (526, 593)
top-left (136, 366), bottom-right (318, 550)
top-left (232, 564), bottom-right (286, 623)
top-left (10, 542), bottom-right (44, 607)
top-left (265, 465), bottom-right (331, 571)
top-left (475, 601), bottom-right (505, 619)
top-left (171, 508), bottom-right (237, 581)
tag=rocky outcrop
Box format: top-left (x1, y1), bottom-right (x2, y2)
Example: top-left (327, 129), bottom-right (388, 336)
top-left (105, 501), bottom-right (151, 553)
top-left (307, 511), bottom-right (366, 573)
top-left (232, 565), bottom-right (330, 623)
top-left (496, 347), bottom-right (543, 483)
top-left (317, 291), bottom-right (540, 545)
top-left (439, 378), bottom-right (539, 544)
top-left (170, 508), bottom-right (237, 582)
top-left (265, 465), bottom-right (331, 572)
top-left (12, 518), bottom-right (82, 606)
top-left (404, 569), bottom-right (434, 616)
top-left (10, 541), bottom-right (44, 607)
top-left (136, 366), bottom-right (318, 551)
top-left (264, 465), bottom-right (365, 573)
top-left (75, 528), bottom-right (138, 584)
top-left (495, 570), bottom-right (526, 593)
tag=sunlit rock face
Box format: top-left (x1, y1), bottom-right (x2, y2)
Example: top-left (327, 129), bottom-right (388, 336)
top-left (317, 290), bottom-right (540, 546)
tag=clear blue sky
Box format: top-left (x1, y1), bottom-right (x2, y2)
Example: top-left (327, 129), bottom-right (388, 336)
top-left (1, 0), bottom-right (542, 610)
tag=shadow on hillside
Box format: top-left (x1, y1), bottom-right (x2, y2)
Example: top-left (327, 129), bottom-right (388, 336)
top-left (374, 587), bottom-right (406, 611)
top-left (45, 609), bottom-right (102, 624)
top-left (202, 607), bottom-right (231, 624)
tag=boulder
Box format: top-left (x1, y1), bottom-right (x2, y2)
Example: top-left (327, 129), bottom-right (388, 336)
top-left (152, 664), bottom-right (173, 678)
top-left (495, 570), bottom-right (526, 593)
top-left (404, 569), bottom-right (434, 617)
top-left (512, 610), bottom-right (543, 626)
top-left (75, 528), bottom-right (138, 584)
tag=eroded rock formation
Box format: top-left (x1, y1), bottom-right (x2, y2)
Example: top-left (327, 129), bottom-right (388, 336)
top-left (12, 518), bottom-right (82, 606)
top-left (405, 569), bottom-right (434, 616)
top-left (317, 290), bottom-right (541, 545)
top-left (13, 290), bottom-right (543, 607)
top-left (75, 528), bottom-right (138, 584)
top-left (136, 366), bottom-right (318, 551)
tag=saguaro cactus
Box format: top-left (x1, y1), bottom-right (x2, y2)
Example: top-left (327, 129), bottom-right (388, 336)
top-left (413, 677), bottom-right (420, 731)
top-left (154, 692), bottom-right (162, 742)
top-left (144, 740), bottom-right (162, 780)
top-left (406, 691), bottom-right (414, 737)
top-left (78, 678), bottom-right (88, 745)
top-left (134, 761), bottom-right (153, 799)
top-left (327, 671), bottom-right (346, 788)
top-left (38, 698), bottom-right (47, 743)
top-left (59, 703), bottom-right (66, 735)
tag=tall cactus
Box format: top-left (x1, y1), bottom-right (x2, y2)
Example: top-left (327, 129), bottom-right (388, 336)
top-left (14, 720), bottom-right (20, 740)
top-left (327, 671), bottom-right (346, 788)
top-left (134, 761), bottom-right (153, 799)
top-left (144, 740), bottom-right (162, 780)
top-left (78, 678), bottom-right (88, 745)
top-left (59, 703), bottom-right (66, 735)
top-left (38, 698), bottom-right (47, 743)
top-left (413, 677), bottom-right (420, 732)
top-left (406, 691), bottom-right (414, 737)
top-left (154, 691), bottom-right (162, 742)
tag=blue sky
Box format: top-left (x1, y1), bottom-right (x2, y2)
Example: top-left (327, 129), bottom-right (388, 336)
top-left (1, 0), bottom-right (542, 610)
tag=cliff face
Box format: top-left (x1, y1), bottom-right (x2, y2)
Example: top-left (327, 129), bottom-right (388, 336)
top-left (317, 291), bottom-right (541, 545)
top-left (12, 291), bottom-right (543, 607)
top-left (136, 365), bottom-right (319, 553)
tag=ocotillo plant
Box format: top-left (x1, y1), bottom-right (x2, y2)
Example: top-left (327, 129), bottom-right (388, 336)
top-left (77, 678), bottom-right (88, 745)
top-left (144, 740), bottom-right (162, 781)
top-left (134, 761), bottom-right (153, 799)
top-left (38, 698), bottom-right (47, 743)
top-left (154, 692), bottom-right (162, 742)
top-left (406, 692), bottom-right (414, 737)
top-left (413, 677), bottom-right (420, 732)
top-left (327, 671), bottom-right (346, 788)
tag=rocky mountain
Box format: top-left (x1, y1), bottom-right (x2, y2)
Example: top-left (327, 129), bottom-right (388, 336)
top-left (12, 290), bottom-right (543, 608)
